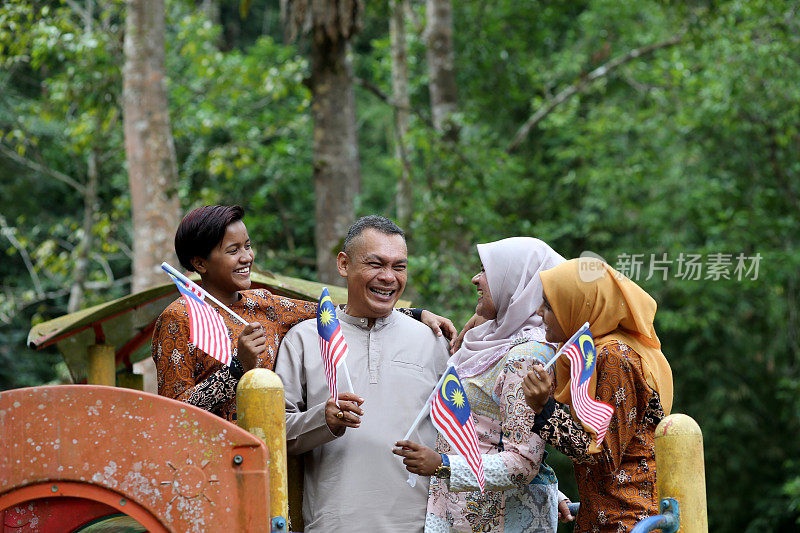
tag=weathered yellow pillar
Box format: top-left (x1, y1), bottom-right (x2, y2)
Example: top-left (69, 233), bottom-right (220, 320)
top-left (655, 413), bottom-right (708, 533)
top-left (237, 369), bottom-right (288, 527)
top-left (87, 344), bottom-right (116, 386)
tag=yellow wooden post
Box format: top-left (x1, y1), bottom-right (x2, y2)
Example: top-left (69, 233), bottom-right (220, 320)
top-left (655, 413), bottom-right (708, 533)
top-left (87, 344), bottom-right (116, 386)
top-left (237, 369), bottom-right (288, 527)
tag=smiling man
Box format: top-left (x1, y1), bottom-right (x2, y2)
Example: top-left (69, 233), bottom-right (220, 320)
top-left (275, 215), bottom-right (450, 533)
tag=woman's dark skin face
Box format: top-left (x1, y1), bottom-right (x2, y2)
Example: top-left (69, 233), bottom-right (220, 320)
top-left (190, 220), bottom-right (254, 307)
top-left (189, 220), bottom-right (264, 371)
top-left (536, 296), bottom-right (568, 343)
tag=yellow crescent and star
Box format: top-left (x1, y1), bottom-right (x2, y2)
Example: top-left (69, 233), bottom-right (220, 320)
top-left (442, 374), bottom-right (466, 408)
top-left (319, 295), bottom-right (335, 326)
top-left (579, 333), bottom-right (595, 367)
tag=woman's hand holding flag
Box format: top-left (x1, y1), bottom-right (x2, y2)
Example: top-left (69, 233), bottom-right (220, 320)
top-left (522, 363), bottom-right (553, 414)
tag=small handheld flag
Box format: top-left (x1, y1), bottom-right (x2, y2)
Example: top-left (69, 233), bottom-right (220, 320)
top-left (543, 321), bottom-right (590, 371)
top-left (163, 268), bottom-right (232, 366)
top-left (317, 288), bottom-right (352, 403)
top-left (562, 325), bottom-right (614, 448)
top-left (430, 366), bottom-right (485, 491)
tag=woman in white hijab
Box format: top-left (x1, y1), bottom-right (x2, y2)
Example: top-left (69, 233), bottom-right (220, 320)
top-left (394, 237), bottom-right (567, 533)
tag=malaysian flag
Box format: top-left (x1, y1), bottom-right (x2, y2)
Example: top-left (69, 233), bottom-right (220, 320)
top-left (166, 272), bottom-right (232, 366)
top-left (430, 366), bottom-right (485, 491)
top-left (317, 288), bottom-right (349, 403)
top-left (564, 324), bottom-right (615, 448)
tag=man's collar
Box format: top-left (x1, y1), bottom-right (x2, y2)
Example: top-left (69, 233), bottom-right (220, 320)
top-left (338, 305), bottom-right (396, 330)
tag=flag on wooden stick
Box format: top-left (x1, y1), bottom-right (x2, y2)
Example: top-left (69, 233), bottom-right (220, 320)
top-left (562, 324), bottom-right (615, 448)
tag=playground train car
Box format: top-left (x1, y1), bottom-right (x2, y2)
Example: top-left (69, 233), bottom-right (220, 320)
top-left (0, 370), bottom-right (291, 533)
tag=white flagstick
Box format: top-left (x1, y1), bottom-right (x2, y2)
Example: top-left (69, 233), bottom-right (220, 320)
top-left (162, 262), bottom-right (248, 325)
top-left (342, 360), bottom-right (355, 393)
top-left (332, 362), bottom-right (355, 409)
top-left (401, 366), bottom-right (452, 487)
top-left (541, 321), bottom-right (591, 371)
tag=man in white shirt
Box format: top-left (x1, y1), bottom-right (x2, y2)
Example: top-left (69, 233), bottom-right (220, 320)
top-left (275, 215), bottom-right (450, 533)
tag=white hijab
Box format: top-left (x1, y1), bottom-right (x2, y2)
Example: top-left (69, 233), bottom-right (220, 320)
top-left (449, 237), bottom-right (565, 378)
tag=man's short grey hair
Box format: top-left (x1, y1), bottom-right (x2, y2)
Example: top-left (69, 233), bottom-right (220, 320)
top-left (343, 215), bottom-right (405, 254)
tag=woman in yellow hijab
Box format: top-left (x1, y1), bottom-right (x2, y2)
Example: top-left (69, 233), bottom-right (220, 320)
top-left (521, 258), bottom-right (673, 532)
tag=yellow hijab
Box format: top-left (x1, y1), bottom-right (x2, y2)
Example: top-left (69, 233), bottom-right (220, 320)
top-left (541, 259), bottom-right (673, 451)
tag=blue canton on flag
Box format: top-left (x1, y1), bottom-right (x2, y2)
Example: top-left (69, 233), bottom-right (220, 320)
top-left (317, 288), bottom-right (349, 403)
top-left (166, 272), bottom-right (232, 366)
top-left (430, 366), bottom-right (485, 491)
top-left (564, 324), bottom-right (614, 448)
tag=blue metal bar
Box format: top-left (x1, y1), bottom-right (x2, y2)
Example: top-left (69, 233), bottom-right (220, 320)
top-left (271, 516), bottom-right (287, 533)
top-left (631, 515), bottom-right (673, 533)
top-left (631, 498), bottom-right (680, 533)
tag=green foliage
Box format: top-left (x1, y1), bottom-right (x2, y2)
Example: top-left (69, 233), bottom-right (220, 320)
top-left (166, 6), bottom-right (315, 276)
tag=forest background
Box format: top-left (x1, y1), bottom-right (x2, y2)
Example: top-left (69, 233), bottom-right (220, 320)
top-left (1, 0), bottom-right (799, 530)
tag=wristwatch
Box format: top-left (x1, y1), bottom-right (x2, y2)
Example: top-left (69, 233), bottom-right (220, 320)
top-left (229, 357), bottom-right (246, 380)
top-left (433, 454), bottom-right (451, 479)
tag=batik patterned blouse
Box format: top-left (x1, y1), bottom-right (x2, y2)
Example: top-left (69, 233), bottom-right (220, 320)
top-left (152, 289), bottom-right (316, 421)
top-left (426, 340), bottom-right (559, 533)
top-left (533, 341), bottom-right (666, 533)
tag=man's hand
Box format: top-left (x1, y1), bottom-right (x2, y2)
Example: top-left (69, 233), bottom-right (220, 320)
top-left (420, 310), bottom-right (458, 351)
top-left (392, 440), bottom-right (442, 476)
top-left (453, 313), bottom-right (487, 352)
top-left (237, 322), bottom-right (266, 372)
top-left (521, 363), bottom-right (553, 414)
top-left (325, 392), bottom-right (365, 436)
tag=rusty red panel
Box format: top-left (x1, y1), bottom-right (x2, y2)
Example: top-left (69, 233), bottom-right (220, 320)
top-left (2, 496), bottom-right (117, 532)
top-left (0, 386), bottom-right (270, 532)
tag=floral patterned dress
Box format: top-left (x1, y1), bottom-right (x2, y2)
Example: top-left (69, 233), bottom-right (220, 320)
top-left (152, 289), bottom-right (316, 421)
top-left (533, 341), bottom-right (666, 533)
top-left (426, 340), bottom-right (560, 532)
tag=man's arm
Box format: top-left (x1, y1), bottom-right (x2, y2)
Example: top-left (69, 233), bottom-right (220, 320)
top-left (274, 327), bottom-right (341, 455)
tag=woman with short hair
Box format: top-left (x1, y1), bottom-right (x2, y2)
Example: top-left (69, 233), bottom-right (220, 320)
top-left (152, 205), bottom-right (318, 421)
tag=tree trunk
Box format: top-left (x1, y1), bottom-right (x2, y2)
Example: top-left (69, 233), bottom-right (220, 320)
top-left (123, 0), bottom-right (181, 293)
top-left (311, 35), bottom-right (361, 283)
top-left (391, 0), bottom-right (413, 228)
top-left (281, 0), bottom-right (362, 283)
top-left (68, 147), bottom-right (98, 313)
top-left (424, 0), bottom-right (458, 141)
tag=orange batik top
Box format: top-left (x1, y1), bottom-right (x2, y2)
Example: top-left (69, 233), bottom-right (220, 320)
top-left (152, 288), bottom-right (316, 421)
top-left (533, 341), bottom-right (667, 533)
